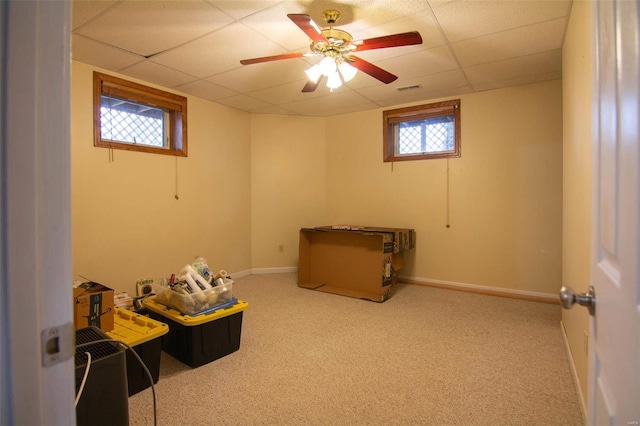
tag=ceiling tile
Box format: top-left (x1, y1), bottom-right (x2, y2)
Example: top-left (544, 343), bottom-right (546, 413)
top-left (427, 0), bottom-right (456, 8)
top-left (358, 45), bottom-right (458, 86)
top-left (173, 79), bottom-right (238, 102)
top-left (239, 2), bottom-right (315, 51)
top-left (214, 94), bottom-right (272, 112)
top-left (312, 102), bottom-right (380, 117)
top-left (206, 53), bottom-right (312, 92)
top-left (356, 69), bottom-right (468, 102)
top-left (247, 79), bottom-right (327, 105)
top-left (432, 0), bottom-right (571, 42)
top-left (464, 49), bottom-right (562, 86)
top-left (71, 0), bottom-right (572, 117)
top-left (251, 105), bottom-right (300, 116)
top-left (310, 0), bottom-right (431, 30)
top-left (375, 85), bottom-right (473, 107)
top-left (206, 0), bottom-right (282, 20)
top-left (75, 0), bottom-right (233, 57)
top-left (151, 22), bottom-right (288, 78)
top-left (119, 61), bottom-right (196, 88)
top-left (348, 13), bottom-right (447, 63)
top-left (280, 89), bottom-right (372, 115)
top-left (451, 18), bottom-right (566, 67)
top-left (72, 0), bottom-right (119, 30)
top-left (72, 35), bottom-right (143, 71)
top-left (472, 71), bottom-right (562, 92)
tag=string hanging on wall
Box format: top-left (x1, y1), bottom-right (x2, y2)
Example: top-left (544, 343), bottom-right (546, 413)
top-left (446, 157), bottom-right (451, 228)
top-left (174, 156), bottom-right (179, 200)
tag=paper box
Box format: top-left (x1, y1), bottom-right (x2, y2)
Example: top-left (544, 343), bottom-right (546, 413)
top-left (73, 281), bottom-right (115, 332)
top-left (298, 226), bottom-right (415, 302)
top-left (323, 226), bottom-right (416, 253)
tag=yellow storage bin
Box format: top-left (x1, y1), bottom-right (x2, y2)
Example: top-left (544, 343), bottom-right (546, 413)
top-left (106, 308), bottom-right (169, 396)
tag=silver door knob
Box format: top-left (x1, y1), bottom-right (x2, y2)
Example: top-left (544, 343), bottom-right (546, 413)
top-left (559, 285), bottom-right (596, 316)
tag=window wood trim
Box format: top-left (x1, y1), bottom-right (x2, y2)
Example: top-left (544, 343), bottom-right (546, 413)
top-left (93, 72), bottom-right (188, 157)
top-left (383, 99), bottom-right (460, 162)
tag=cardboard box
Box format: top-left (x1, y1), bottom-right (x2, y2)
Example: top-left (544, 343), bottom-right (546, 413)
top-left (73, 281), bottom-right (115, 332)
top-left (323, 226), bottom-right (416, 254)
top-left (298, 226), bottom-right (415, 302)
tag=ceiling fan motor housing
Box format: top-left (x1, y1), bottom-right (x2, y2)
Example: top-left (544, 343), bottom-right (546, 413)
top-left (322, 9), bottom-right (340, 25)
top-left (311, 28), bottom-right (355, 60)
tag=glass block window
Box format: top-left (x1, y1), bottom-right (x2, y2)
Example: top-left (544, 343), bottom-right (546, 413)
top-left (100, 96), bottom-right (167, 148)
top-left (93, 72), bottom-right (188, 157)
top-left (383, 99), bottom-right (460, 162)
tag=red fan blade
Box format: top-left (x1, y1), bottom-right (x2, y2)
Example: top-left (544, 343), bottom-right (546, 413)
top-left (287, 14), bottom-right (329, 43)
top-left (350, 56), bottom-right (398, 84)
top-left (354, 31), bottom-right (423, 52)
top-left (302, 76), bottom-right (324, 93)
top-left (240, 52), bottom-right (306, 65)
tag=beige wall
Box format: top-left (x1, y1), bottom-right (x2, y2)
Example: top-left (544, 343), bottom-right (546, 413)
top-left (324, 81), bottom-right (563, 295)
top-left (250, 114), bottom-right (327, 268)
top-left (71, 61), bottom-right (252, 295)
top-left (72, 61), bottom-right (565, 299)
top-left (561, 0), bottom-right (592, 407)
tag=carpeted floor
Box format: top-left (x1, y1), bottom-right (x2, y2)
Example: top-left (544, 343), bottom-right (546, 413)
top-left (128, 273), bottom-right (584, 425)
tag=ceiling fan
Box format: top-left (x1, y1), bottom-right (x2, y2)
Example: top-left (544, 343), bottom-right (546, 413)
top-left (239, 10), bottom-right (423, 93)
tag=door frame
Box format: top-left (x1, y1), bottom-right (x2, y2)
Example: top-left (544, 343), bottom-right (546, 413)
top-left (0, 1), bottom-right (74, 424)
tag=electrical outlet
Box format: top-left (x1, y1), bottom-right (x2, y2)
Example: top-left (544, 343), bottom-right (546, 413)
top-left (278, 244), bottom-right (284, 252)
top-left (584, 330), bottom-right (588, 355)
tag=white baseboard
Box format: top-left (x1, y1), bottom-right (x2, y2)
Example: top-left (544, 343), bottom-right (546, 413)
top-left (236, 269), bottom-right (557, 303)
top-left (228, 269), bottom-right (253, 278)
top-left (560, 321), bottom-right (588, 423)
top-left (398, 275), bottom-right (558, 303)
top-left (251, 266), bottom-right (298, 275)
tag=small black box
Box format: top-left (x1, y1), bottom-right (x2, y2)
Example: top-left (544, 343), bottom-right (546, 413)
top-left (75, 327), bottom-right (128, 426)
top-left (144, 299), bottom-right (248, 368)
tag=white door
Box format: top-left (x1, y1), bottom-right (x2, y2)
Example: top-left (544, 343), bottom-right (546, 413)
top-left (589, 0), bottom-right (640, 424)
top-left (0, 1), bottom-right (75, 424)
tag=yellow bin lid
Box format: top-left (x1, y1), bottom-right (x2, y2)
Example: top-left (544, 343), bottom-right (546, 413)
top-left (143, 298), bottom-right (248, 326)
top-left (106, 307), bottom-right (169, 346)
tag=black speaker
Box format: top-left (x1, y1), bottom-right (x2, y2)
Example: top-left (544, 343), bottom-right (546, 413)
top-left (75, 327), bottom-right (128, 426)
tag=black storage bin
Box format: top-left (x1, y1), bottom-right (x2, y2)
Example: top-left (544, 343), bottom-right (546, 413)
top-left (126, 337), bottom-right (163, 395)
top-left (144, 298), bottom-right (248, 368)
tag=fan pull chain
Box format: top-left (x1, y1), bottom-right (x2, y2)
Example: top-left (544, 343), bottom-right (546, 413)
top-left (174, 156), bottom-right (179, 200)
top-left (446, 157), bottom-right (450, 228)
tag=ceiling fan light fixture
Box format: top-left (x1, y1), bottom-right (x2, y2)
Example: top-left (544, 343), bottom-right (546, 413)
top-left (319, 56), bottom-right (337, 76)
top-left (305, 64), bottom-right (322, 83)
top-left (338, 61), bottom-right (357, 82)
top-left (326, 70), bottom-right (342, 89)
top-left (240, 10), bottom-right (423, 94)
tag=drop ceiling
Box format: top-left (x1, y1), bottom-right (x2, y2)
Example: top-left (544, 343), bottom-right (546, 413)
top-left (72, 0), bottom-right (572, 117)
